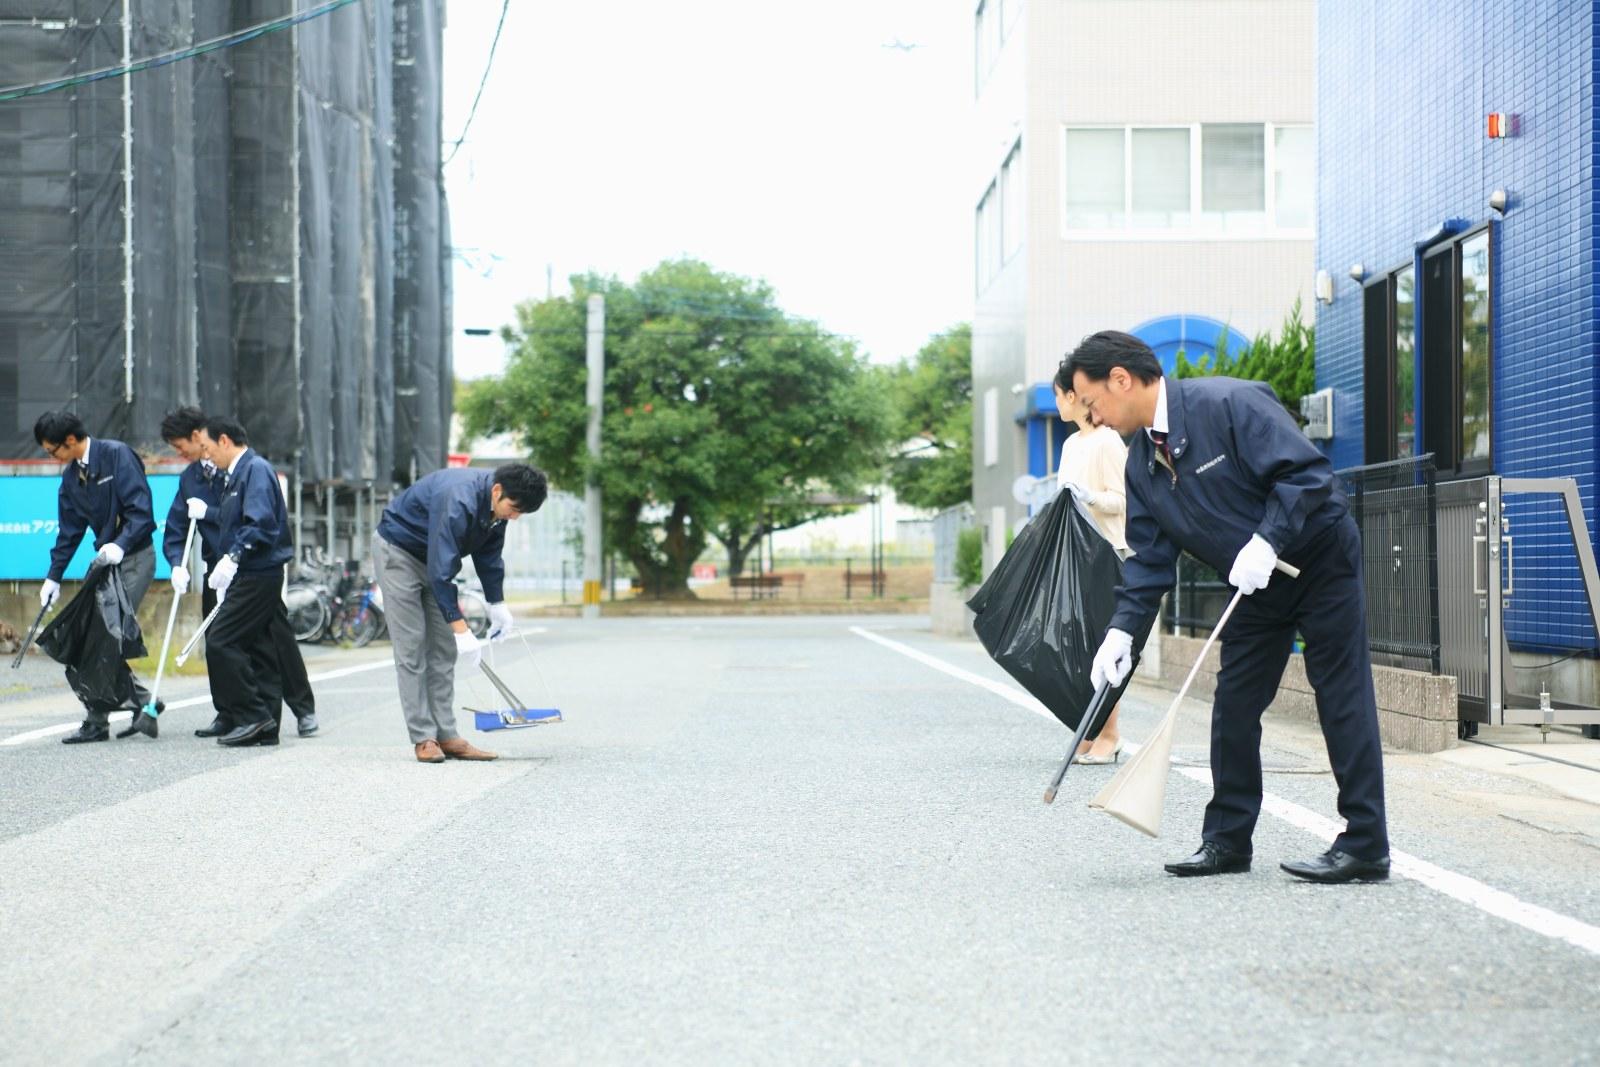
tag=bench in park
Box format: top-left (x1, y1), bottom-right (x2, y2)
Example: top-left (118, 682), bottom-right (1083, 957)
top-left (728, 572), bottom-right (806, 600)
top-left (844, 569), bottom-right (886, 598)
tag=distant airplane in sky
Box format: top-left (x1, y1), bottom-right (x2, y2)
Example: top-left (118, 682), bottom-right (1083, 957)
top-left (881, 38), bottom-right (921, 52)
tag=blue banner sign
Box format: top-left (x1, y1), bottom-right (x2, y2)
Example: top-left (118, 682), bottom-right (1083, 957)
top-left (0, 474), bottom-right (180, 581)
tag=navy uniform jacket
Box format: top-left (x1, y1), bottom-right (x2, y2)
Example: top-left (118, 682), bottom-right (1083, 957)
top-left (162, 460), bottom-right (225, 570)
top-left (215, 449), bottom-right (293, 575)
top-left (1109, 375), bottom-right (1348, 637)
top-left (377, 468), bottom-right (507, 623)
top-left (47, 437), bottom-right (156, 583)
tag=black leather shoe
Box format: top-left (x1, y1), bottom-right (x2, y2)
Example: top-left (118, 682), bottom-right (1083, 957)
top-left (1281, 849), bottom-right (1390, 884)
top-left (62, 722), bottom-right (110, 744)
top-left (217, 720), bottom-right (276, 747)
top-left (296, 712), bottom-right (319, 738)
top-left (1164, 841), bottom-right (1252, 877)
top-left (116, 701), bottom-right (163, 739)
top-left (195, 717), bottom-right (228, 738)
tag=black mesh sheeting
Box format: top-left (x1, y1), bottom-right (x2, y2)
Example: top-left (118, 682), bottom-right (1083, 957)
top-left (1, 0), bottom-right (442, 485)
top-left (192, 0), bottom-right (233, 417)
top-left (392, 0), bottom-right (450, 483)
top-left (229, 0), bottom-right (300, 468)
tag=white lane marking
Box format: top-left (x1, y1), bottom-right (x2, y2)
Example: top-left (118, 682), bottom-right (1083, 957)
top-left (851, 625), bottom-right (1600, 959)
top-left (849, 626), bottom-right (1055, 722)
top-left (0, 655), bottom-right (397, 747)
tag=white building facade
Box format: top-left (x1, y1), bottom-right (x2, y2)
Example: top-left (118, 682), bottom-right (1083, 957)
top-left (971, 0), bottom-right (1315, 569)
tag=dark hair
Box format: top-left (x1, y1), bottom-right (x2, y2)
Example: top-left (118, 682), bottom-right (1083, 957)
top-left (33, 410), bottom-right (87, 447)
top-left (160, 406), bottom-right (209, 442)
top-left (204, 415), bottom-right (250, 447)
top-left (494, 463), bottom-right (549, 513)
top-left (1061, 330), bottom-right (1164, 387)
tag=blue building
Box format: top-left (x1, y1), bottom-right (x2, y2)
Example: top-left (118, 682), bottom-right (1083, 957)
top-left (1315, 1), bottom-right (1599, 660)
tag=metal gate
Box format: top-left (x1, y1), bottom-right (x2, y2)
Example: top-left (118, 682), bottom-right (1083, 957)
top-left (1438, 476), bottom-right (1600, 727)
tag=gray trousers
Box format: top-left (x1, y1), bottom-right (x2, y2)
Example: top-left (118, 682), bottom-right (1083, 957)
top-left (82, 542), bottom-right (155, 725)
top-left (375, 536), bottom-right (460, 744)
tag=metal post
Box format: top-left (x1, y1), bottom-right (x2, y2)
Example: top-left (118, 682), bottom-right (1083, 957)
top-left (325, 485), bottom-right (335, 561)
top-left (583, 294), bottom-right (604, 619)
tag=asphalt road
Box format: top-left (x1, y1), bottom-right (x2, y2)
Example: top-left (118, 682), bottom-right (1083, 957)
top-left (1, 616), bottom-right (1597, 1065)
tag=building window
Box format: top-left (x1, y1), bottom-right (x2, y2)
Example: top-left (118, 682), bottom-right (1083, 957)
top-left (1000, 141), bottom-right (1023, 263)
top-left (1200, 124), bottom-right (1265, 230)
top-left (982, 387), bottom-right (999, 467)
top-left (1393, 266), bottom-right (1415, 459)
top-left (975, 181), bottom-right (998, 291)
top-left (1365, 226), bottom-right (1493, 472)
top-left (1063, 122), bottom-right (1310, 238)
top-left (975, 0), bottom-right (1022, 94)
top-left (1460, 232), bottom-right (1491, 465)
top-left (1131, 127), bottom-right (1190, 227)
top-left (1064, 128), bottom-right (1124, 228)
top-left (1273, 125), bottom-right (1313, 229)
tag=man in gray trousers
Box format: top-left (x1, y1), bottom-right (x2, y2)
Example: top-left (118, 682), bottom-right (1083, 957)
top-left (374, 463), bottom-right (547, 763)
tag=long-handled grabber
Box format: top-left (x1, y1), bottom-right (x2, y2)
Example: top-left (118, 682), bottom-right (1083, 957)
top-left (131, 519), bottom-right (197, 738)
top-left (10, 602), bottom-right (49, 670)
top-left (175, 584), bottom-right (226, 668)
top-left (1085, 558), bottom-right (1302, 836)
top-left (1043, 679), bottom-right (1118, 804)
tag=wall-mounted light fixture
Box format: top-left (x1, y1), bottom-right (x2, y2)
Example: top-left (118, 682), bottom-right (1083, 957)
top-left (1314, 269), bottom-right (1334, 305)
top-left (1489, 188), bottom-right (1510, 216)
top-left (1348, 264), bottom-right (1368, 283)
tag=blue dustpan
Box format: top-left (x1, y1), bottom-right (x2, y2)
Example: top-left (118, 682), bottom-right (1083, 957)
top-left (471, 659), bottom-right (562, 732)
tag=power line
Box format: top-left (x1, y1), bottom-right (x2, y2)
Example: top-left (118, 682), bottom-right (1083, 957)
top-left (442, 0), bottom-right (511, 167)
top-left (0, 0), bottom-right (360, 103)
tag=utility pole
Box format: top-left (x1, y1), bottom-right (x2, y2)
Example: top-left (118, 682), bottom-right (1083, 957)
top-left (583, 293), bottom-right (604, 619)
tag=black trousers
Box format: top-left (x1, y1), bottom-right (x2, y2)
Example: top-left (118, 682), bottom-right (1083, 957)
top-left (1203, 515), bottom-right (1389, 860)
top-left (206, 571), bottom-right (293, 732)
top-left (204, 576), bottom-right (313, 720)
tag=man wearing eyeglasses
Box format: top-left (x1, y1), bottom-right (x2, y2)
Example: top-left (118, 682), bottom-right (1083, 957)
top-left (1064, 331), bottom-right (1389, 885)
top-left (33, 410), bottom-right (158, 744)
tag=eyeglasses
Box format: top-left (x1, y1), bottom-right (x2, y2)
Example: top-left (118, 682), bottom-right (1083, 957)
top-left (41, 442), bottom-right (68, 458)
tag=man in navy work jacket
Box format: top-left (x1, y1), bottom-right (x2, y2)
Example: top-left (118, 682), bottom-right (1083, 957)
top-left (1065, 331), bottom-right (1390, 884)
top-left (33, 410), bottom-right (159, 744)
top-left (375, 463), bottom-right (547, 763)
top-left (159, 407), bottom-right (318, 740)
top-left (198, 416), bottom-right (307, 748)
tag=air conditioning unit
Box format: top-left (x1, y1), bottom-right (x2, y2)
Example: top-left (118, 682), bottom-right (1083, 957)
top-left (1300, 387), bottom-right (1334, 441)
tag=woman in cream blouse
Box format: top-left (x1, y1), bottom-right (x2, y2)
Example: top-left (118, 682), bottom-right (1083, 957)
top-left (1053, 369), bottom-right (1128, 764)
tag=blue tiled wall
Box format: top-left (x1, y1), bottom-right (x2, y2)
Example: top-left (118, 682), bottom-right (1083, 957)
top-left (1316, 0), bottom-right (1600, 651)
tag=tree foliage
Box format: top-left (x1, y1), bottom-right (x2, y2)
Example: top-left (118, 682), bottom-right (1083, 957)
top-left (459, 259), bottom-right (891, 594)
top-left (1174, 300), bottom-right (1316, 419)
top-left (885, 323), bottom-right (973, 510)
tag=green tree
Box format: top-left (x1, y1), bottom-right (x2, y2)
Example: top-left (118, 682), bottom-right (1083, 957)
top-left (1174, 300), bottom-right (1316, 419)
top-left (460, 259), bottom-right (891, 595)
top-left (885, 324), bottom-right (973, 510)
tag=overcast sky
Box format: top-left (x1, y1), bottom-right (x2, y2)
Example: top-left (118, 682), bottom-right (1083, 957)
top-left (440, 0), bottom-right (975, 380)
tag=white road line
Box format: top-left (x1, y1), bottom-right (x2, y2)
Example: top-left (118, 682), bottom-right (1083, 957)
top-left (850, 625), bottom-right (1600, 959)
top-left (0, 655), bottom-right (397, 747)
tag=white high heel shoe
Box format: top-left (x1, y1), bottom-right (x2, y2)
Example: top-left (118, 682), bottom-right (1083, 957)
top-left (1075, 737), bottom-right (1124, 765)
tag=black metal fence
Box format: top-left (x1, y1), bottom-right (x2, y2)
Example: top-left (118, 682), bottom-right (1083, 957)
top-left (1341, 455), bottom-right (1441, 673)
top-left (1162, 454), bottom-right (1441, 674)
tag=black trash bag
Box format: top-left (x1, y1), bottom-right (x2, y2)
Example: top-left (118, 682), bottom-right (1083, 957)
top-left (37, 564), bottom-right (148, 715)
top-left (966, 488), bottom-right (1151, 731)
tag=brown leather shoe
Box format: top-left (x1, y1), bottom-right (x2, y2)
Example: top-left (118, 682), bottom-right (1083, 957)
top-left (415, 739), bottom-right (446, 764)
top-left (438, 737), bottom-right (498, 761)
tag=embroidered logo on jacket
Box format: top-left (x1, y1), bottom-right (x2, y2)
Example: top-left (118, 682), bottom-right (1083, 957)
top-left (1195, 454), bottom-right (1227, 475)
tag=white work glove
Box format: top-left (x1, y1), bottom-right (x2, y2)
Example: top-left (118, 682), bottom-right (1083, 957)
top-left (1064, 480), bottom-right (1100, 507)
top-left (1090, 628), bottom-right (1134, 690)
top-left (454, 628), bottom-right (482, 670)
top-left (170, 565), bottom-right (190, 595)
top-left (1228, 534), bottom-right (1279, 596)
top-left (95, 542), bottom-right (125, 567)
top-left (40, 579), bottom-right (60, 610)
top-left (185, 497), bottom-right (209, 520)
top-left (208, 555), bottom-right (239, 594)
top-left (487, 602), bottom-right (515, 640)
